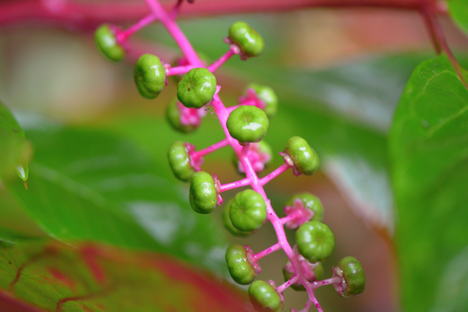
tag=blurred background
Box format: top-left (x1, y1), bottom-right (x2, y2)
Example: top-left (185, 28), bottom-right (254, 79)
top-left (0, 0), bottom-right (467, 311)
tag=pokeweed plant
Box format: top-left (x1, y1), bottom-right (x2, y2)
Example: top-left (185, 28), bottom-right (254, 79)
top-left (94, 0), bottom-right (366, 311)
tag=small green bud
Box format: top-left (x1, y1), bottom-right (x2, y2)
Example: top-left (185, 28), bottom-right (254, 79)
top-left (225, 244), bottom-right (256, 285)
top-left (296, 221), bottom-right (335, 263)
top-left (168, 141), bottom-right (195, 181)
top-left (335, 256), bottom-right (365, 297)
top-left (248, 84), bottom-right (278, 117)
top-left (177, 68), bottom-right (217, 108)
top-left (286, 193), bottom-right (324, 222)
top-left (166, 100), bottom-right (200, 133)
top-left (227, 106), bottom-right (269, 143)
top-left (223, 203), bottom-right (251, 237)
top-left (229, 189), bottom-right (267, 232)
top-left (134, 54), bottom-right (166, 99)
top-left (284, 136), bottom-right (319, 175)
top-left (228, 21), bottom-right (264, 58)
top-left (248, 280), bottom-right (281, 311)
top-left (189, 171), bottom-right (218, 214)
top-left (95, 24), bottom-right (125, 62)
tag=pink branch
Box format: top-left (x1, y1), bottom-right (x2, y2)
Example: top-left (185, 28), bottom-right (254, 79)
top-left (312, 277), bottom-right (341, 289)
top-left (190, 139), bottom-right (229, 160)
top-left (116, 14), bottom-right (157, 43)
top-left (260, 163), bottom-right (291, 186)
top-left (166, 65), bottom-right (197, 76)
top-left (277, 275), bottom-right (299, 294)
top-left (218, 178), bottom-right (251, 192)
top-left (252, 243), bottom-right (282, 261)
top-left (208, 47), bottom-right (238, 72)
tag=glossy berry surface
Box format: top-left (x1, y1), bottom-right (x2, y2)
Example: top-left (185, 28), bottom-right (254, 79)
top-left (229, 189), bottom-right (267, 232)
top-left (228, 21), bottom-right (264, 58)
top-left (296, 220), bottom-right (335, 263)
top-left (284, 136), bottom-right (319, 175)
top-left (336, 256), bottom-right (365, 297)
top-left (227, 106), bottom-right (269, 143)
top-left (223, 203), bottom-right (251, 237)
top-left (287, 193), bottom-right (324, 222)
top-left (166, 100), bottom-right (200, 133)
top-left (95, 24), bottom-right (124, 62)
top-left (168, 141), bottom-right (195, 181)
top-left (189, 171), bottom-right (217, 214)
top-left (225, 244), bottom-right (256, 285)
top-left (249, 84), bottom-right (278, 117)
top-left (134, 54), bottom-right (166, 99)
top-left (177, 68), bottom-right (217, 108)
top-left (248, 280), bottom-right (281, 311)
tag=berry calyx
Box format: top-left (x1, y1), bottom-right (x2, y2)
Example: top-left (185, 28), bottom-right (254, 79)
top-left (168, 141), bottom-right (196, 181)
top-left (248, 280), bottom-right (282, 311)
top-left (283, 136), bottom-right (319, 175)
top-left (223, 203), bottom-right (251, 236)
top-left (233, 141), bottom-right (272, 174)
top-left (177, 68), bottom-right (217, 108)
top-left (95, 24), bottom-right (125, 62)
top-left (333, 256), bottom-right (365, 297)
top-left (248, 84), bottom-right (278, 117)
top-left (283, 259), bottom-right (324, 291)
top-left (225, 244), bottom-right (256, 285)
top-left (134, 54), bottom-right (166, 99)
top-left (166, 100), bottom-right (201, 133)
top-left (228, 21), bottom-right (264, 58)
top-left (285, 193), bottom-right (324, 227)
top-left (189, 171), bottom-right (218, 214)
top-left (227, 106), bottom-right (269, 143)
top-left (296, 220), bottom-right (335, 263)
top-left (229, 189), bottom-right (267, 232)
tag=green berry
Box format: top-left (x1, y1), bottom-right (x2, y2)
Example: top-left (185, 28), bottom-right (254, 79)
top-left (177, 68), bottom-right (217, 108)
top-left (248, 280), bottom-right (281, 311)
top-left (189, 171), bottom-right (218, 214)
top-left (95, 24), bottom-right (125, 62)
top-left (134, 54), bottom-right (166, 99)
top-left (284, 136), bottom-right (319, 175)
top-left (227, 106), bottom-right (269, 143)
top-left (249, 84), bottom-right (278, 117)
top-left (287, 193), bottom-right (324, 222)
top-left (166, 100), bottom-right (200, 133)
top-left (228, 21), bottom-right (264, 58)
top-left (225, 244), bottom-right (256, 285)
top-left (229, 189), bottom-right (267, 232)
top-left (296, 220), bottom-right (335, 263)
top-left (336, 256), bottom-right (365, 296)
top-left (167, 141), bottom-right (195, 181)
top-left (223, 203), bottom-right (251, 236)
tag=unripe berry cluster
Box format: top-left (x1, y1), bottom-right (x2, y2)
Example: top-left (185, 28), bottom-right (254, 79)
top-left (94, 1), bottom-right (365, 310)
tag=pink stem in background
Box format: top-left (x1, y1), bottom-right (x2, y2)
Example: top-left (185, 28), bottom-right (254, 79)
top-left (252, 243), bottom-right (282, 261)
top-left (218, 178), bottom-right (251, 192)
top-left (166, 65), bottom-right (197, 76)
top-left (116, 14), bottom-right (157, 43)
top-left (208, 48), bottom-right (237, 72)
top-left (190, 139), bottom-right (229, 160)
top-left (277, 276), bottom-right (298, 294)
top-left (312, 277), bottom-right (341, 289)
top-left (260, 163), bottom-right (291, 185)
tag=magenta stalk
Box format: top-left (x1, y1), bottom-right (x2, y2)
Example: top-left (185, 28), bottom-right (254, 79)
top-left (208, 48), bottom-right (237, 72)
top-left (218, 178), bottom-right (251, 193)
top-left (116, 14), bottom-right (157, 43)
top-left (276, 275), bottom-right (299, 294)
top-left (252, 242), bottom-right (282, 261)
top-left (190, 139), bottom-right (229, 160)
top-left (312, 277), bottom-right (341, 289)
top-left (260, 163), bottom-right (291, 185)
top-left (166, 65), bottom-right (197, 76)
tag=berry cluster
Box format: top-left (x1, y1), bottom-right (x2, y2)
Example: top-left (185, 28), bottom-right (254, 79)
top-left (94, 0), bottom-right (365, 310)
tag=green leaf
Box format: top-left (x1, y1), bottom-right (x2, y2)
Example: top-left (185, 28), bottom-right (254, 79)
top-left (389, 55), bottom-right (468, 311)
top-left (449, 0), bottom-right (468, 34)
top-left (0, 240), bottom-right (248, 312)
top-left (6, 125), bottom-right (226, 272)
top-left (0, 101), bottom-right (31, 182)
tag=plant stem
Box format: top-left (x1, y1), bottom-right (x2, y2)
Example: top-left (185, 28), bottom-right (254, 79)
top-left (218, 178), bottom-right (251, 192)
top-left (260, 163), bottom-right (291, 186)
top-left (253, 243), bottom-right (282, 261)
top-left (116, 14), bottom-right (157, 43)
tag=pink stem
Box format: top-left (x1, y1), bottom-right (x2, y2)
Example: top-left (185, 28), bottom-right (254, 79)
top-left (239, 99), bottom-right (258, 107)
top-left (260, 163), bottom-right (290, 185)
top-left (116, 14), bottom-right (157, 43)
top-left (208, 48), bottom-right (237, 72)
top-left (303, 282), bottom-right (323, 312)
top-left (312, 277), bottom-right (341, 289)
top-left (190, 139), bottom-right (229, 160)
top-left (279, 213), bottom-right (296, 225)
top-left (252, 243), bottom-right (281, 261)
top-left (219, 178), bottom-right (251, 192)
top-left (276, 275), bottom-right (299, 293)
top-left (166, 65), bottom-right (197, 76)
